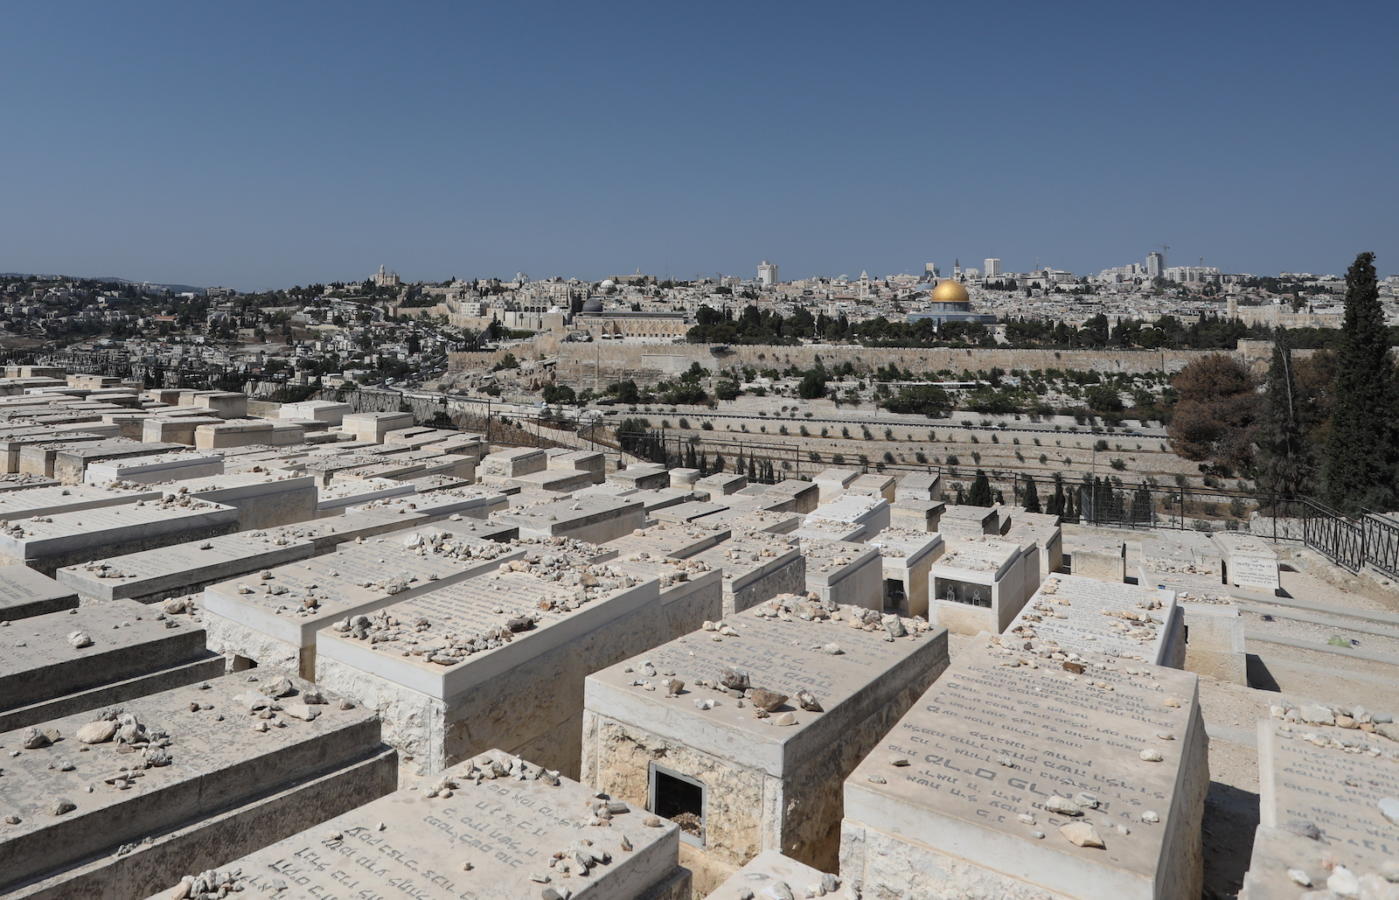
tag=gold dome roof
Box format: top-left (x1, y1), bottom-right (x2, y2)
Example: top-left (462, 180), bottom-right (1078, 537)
top-left (931, 279), bottom-right (969, 304)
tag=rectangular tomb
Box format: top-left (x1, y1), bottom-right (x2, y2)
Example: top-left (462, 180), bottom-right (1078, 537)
top-left (52, 439), bottom-right (185, 484)
top-left (81, 450), bottom-right (224, 485)
top-left (895, 471), bottom-right (942, 502)
top-left (867, 528), bottom-right (945, 618)
top-left (583, 593), bottom-right (949, 889)
top-left (607, 519), bottom-right (732, 560)
top-left (937, 503), bottom-right (1001, 538)
top-left (812, 467), bottom-right (859, 503)
top-left (930, 536), bottom-right (1040, 635)
top-left (200, 536), bottom-right (525, 678)
top-left (1244, 718), bottom-right (1399, 896)
top-left (497, 495), bottom-right (645, 544)
top-left (149, 748), bottom-right (689, 900)
top-left (56, 529), bottom-right (316, 605)
top-left (1006, 574), bottom-right (1185, 668)
top-left (889, 498), bottom-right (945, 533)
top-left (1005, 509), bottom-right (1064, 581)
top-left (0, 483), bottom-right (158, 520)
top-left (801, 538), bottom-right (884, 611)
top-left (1070, 533), bottom-right (1127, 583)
top-left (314, 552), bottom-right (676, 776)
top-left (805, 494), bottom-right (891, 541)
top-left (174, 472), bottom-right (319, 529)
top-left (848, 472), bottom-right (897, 502)
top-left (0, 675), bottom-right (395, 899)
top-left (1212, 532), bottom-right (1281, 594)
top-left (840, 639), bottom-right (1209, 900)
top-left (1141, 531), bottom-right (1223, 578)
top-left (0, 597), bottom-right (222, 732)
top-left (691, 533), bottom-right (806, 616)
top-left (765, 479), bottom-right (820, 514)
top-left (0, 496), bottom-right (239, 576)
top-left (609, 463), bottom-right (670, 491)
top-left (0, 566), bottom-right (78, 621)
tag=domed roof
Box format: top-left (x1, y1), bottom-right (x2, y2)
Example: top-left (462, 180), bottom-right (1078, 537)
top-left (582, 297), bottom-right (605, 314)
top-left (931, 279), bottom-right (970, 304)
top-left (599, 279), bottom-right (616, 289)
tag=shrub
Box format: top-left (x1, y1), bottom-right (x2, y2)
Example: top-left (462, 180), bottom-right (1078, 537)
top-left (1110, 458), bottom-right (1126, 470)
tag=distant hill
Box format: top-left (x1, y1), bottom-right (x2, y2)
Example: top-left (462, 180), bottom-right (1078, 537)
top-left (0, 272), bottom-right (205, 294)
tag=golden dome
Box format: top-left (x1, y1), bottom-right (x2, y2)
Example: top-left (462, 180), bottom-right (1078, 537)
top-left (930, 279), bottom-right (969, 304)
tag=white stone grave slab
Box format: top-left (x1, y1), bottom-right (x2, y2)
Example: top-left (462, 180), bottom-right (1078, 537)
top-left (56, 529), bottom-right (316, 605)
top-left (608, 519), bottom-right (732, 559)
top-left (805, 494), bottom-right (891, 540)
top-left (1071, 533), bottom-right (1128, 583)
top-left (583, 593), bottom-right (948, 882)
top-left (0, 483), bottom-right (158, 520)
top-left (691, 533), bottom-right (806, 616)
top-left (315, 553), bottom-right (666, 775)
top-left (609, 463), bottom-right (670, 491)
top-left (895, 471), bottom-right (942, 503)
top-left (151, 748), bottom-right (689, 900)
top-left (0, 675), bottom-right (394, 898)
top-left (800, 539), bottom-right (883, 611)
top-left (0, 597), bottom-right (220, 731)
top-left (840, 640), bottom-right (1209, 900)
top-left (1213, 532), bottom-right (1281, 594)
top-left (930, 536), bottom-right (1039, 635)
top-left (1007, 574), bottom-right (1185, 668)
top-left (497, 495), bottom-right (645, 544)
top-left (82, 451), bottom-right (224, 485)
top-left (937, 503), bottom-right (1001, 538)
top-left (867, 528), bottom-right (945, 618)
top-left (812, 467), bottom-right (859, 503)
top-left (0, 496), bottom-right (239, 575)
top-left (0, 566), bottom-right (78, 621)
top-left (202, 535), bottom-right (524, 678)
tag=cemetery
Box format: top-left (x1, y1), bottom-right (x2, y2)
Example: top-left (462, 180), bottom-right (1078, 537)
top-left (0, 375), bottom-right (1392, 900)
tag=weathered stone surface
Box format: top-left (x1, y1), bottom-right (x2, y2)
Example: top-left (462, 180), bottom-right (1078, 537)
top-left (0, 566), bottom-right (78, 621)
top-left (841, 639), bottom-right (1209, 900)
top-left (151, 749), bottom-right (688, 900)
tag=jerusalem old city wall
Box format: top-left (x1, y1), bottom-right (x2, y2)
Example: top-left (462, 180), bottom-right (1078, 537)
top-left (453, 343), bottom-right (1256, 384)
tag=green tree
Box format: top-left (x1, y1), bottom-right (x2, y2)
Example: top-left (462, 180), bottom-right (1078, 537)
top-left (1255, 330), bottom-right (1312, 504)
top-left (1022, 477), bottom-right (1041, 513)
top-left (967, 470), bottom-right (993, 506)
top-left (797, 370), bottom-right (828, 400)
top-left (1321, 252), bottom-right (1399, 513)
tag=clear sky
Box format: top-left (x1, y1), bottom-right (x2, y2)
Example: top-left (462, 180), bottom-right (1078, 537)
top-left (3, 1), bottom-right (1396, 289)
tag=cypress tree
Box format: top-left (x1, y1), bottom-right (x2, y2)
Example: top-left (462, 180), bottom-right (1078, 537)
top-left (955, 484), bottom-right (966, 505)
top-left (967, 470), bottom-right (993, 506)
top-left (1256, 330), bottom-right (1311, 505)
top-left (1023, 478), bottom-right (1042, 513)
top-left (1322, 252), bottom-right (1398, 513)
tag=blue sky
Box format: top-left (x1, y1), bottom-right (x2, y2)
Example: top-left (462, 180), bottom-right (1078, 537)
top-left (2, 1), bottom-right (1396, 289)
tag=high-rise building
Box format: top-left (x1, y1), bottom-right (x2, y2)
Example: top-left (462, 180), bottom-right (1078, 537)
top-left (757, 260), bottom-right (779, 287)
top-left (984, 258), bottom-right (1002, 278)
top-left (1146, 251), bottom-right (1165, 280)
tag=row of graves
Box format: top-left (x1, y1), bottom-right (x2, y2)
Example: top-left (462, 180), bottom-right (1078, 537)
top-left (0, 377), bottom-right (1345, 898)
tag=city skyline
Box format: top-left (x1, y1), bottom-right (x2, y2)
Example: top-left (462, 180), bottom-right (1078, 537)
top-left (2, 1), bottom-right (1396, 290)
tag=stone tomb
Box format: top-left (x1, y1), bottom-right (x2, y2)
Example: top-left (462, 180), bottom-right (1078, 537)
top-left (347, 485), bottom-right (509, 523)
top-left (314, 552), bottom-right (677, 776)
top-left (169, 471), bottom-right (319, 529)
top-left (608, 519), bottom-right (732, 560)
top-left (583, 593), bottom-right (949, 890)
top-left (791, 515), bottom-right (867, 544)
top-left (51, 439), bottom-right (186, 484)
top-left (0, 495), bottom-right (239, 576)
top-left (894, 471), bottom-right (942, 503)
top-left (937, 503), bottom-right (1001, 538)
top-left (609, 462), bottom-right (670, 491)
top-left (0, 482), bottom-right (159, 521)
top-left (708, 849), bottom-right (851, 898)
top-left (695, 472), bottom-right (748, 500)
top-left (812, 467), bottom-right (859, 503)
top-left (690, 533), bottom-right (806, 616)
top-left (1006, 574), bottom-right (1185, 668)
top-left (840, 639), bottom-right (1209, 900)
top-left (153, 748), bottom-right (690, 900)
top-left (695, 504), bottom-right (802, 536)
top-left (0, 566), bottom-right (78, 621)
top-left (608, 551), bottom-right (723, 638)
top-left (930, 535), bottom-right (1041, 635)
top-left (652, 499), bottom-right (730, 525)
top-left (315, 475), bottom-right (416, 514)
top-left (1005, 509), bottom-right (1065, 582)
top-left (848, 472), bottom-right (897, 502)
top-left (764, 479), bottom-right (820, 514)
top-left (81, 450), bottom-right (224, 485)
top-left (889, 498), bottom-right (946, 533)
top-left (201, 536), bottom-right (525, 677)
top-left (800, 539), bottom-right (884, 611)
top-left (1070, 533), bottom-right (1128, 583)
top-left (1212, 532), bottom-right (1281, 594)
top-left (804, 494), bottom-right (891, 541)
top-left (478, 446), bottom-right (547, 479)
top-left (497, 495), bottom-right (645, 544)
top-left (340, 410), bottom-right (414, 443)
top-left (56, 530), bottom-right (315, 605)
top-left (6, 433), bottom-right (110, 475)
top-left (867, 528), bottom-right (945, 618)
top-left (0, 597), bottom-right (222, 732)
top-left (1141, 530), bottom-right (1223, 579)
top-left (1245, 719), bottom-right (1399, 896)
top-left (0, 675), bottom-right (395, 899)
